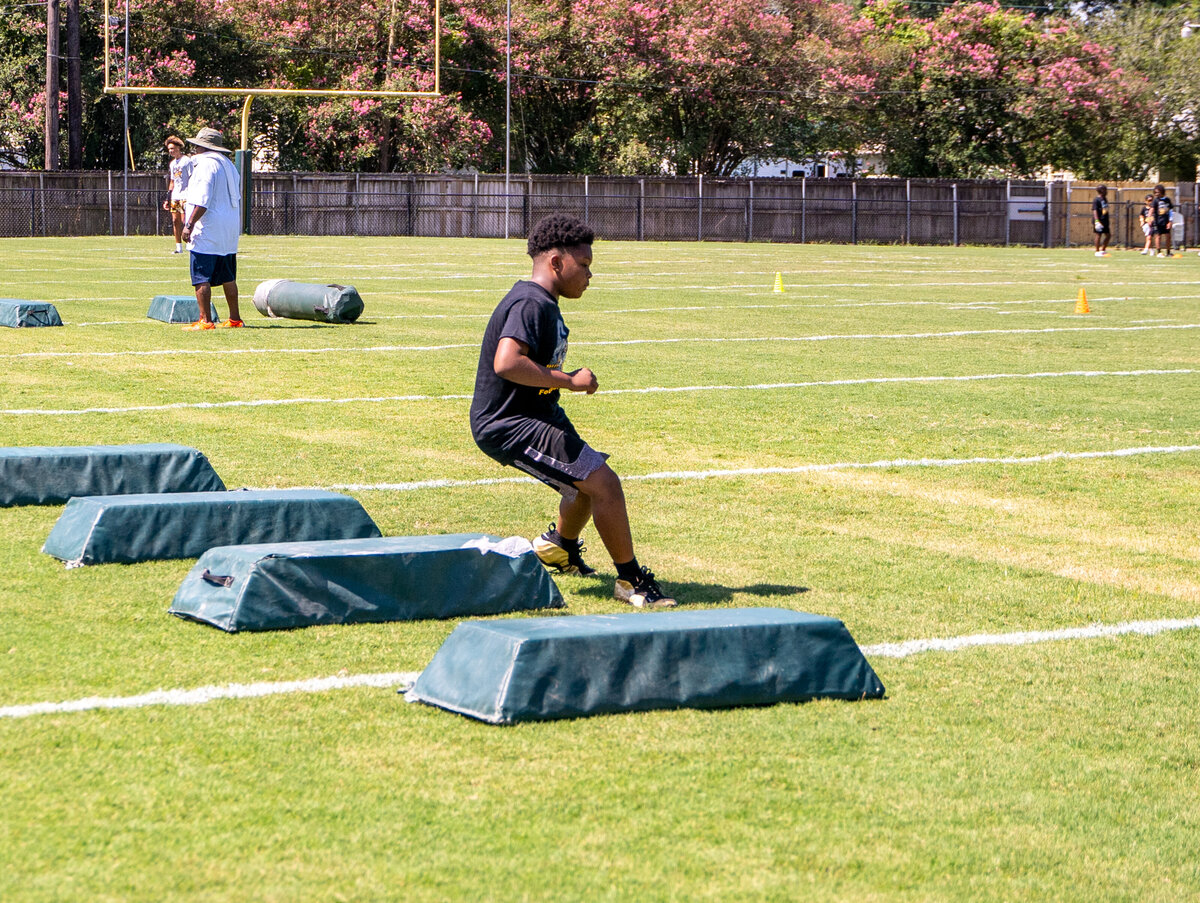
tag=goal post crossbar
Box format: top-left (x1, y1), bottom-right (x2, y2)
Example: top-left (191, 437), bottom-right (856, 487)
top-left (102, 0), bottom-right (442, 100)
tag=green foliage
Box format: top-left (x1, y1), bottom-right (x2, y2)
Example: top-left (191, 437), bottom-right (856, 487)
top-left (1084, 2), bottom-right (1200, 180)
top-left (1, 0), bottom-right (1193, 177)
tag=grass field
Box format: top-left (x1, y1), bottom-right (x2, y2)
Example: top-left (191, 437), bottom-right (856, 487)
top-left (1, 235), bottom-right (1198, 902)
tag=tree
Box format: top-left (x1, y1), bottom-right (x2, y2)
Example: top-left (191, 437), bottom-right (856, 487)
top-left (576, 0), bottom-right (876, 176)
top-left (1085, 2), bottom-right (1200, 179)
top-left (864, 0), bottom-right (1153, 178)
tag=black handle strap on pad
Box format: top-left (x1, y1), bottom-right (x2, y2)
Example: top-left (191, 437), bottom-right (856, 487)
top-left (201, 569), bottom-right (235, 588)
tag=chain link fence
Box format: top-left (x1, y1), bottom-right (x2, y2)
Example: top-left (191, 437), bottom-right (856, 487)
top-left (1, 172), bottom-right (1195, 249)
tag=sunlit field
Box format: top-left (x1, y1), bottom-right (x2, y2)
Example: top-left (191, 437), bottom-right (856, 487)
top-left (1, 235), bottom-right (1198, 902)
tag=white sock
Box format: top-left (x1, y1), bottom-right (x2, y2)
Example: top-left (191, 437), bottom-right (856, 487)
top-left (175, 242), bottom-right (183, 251)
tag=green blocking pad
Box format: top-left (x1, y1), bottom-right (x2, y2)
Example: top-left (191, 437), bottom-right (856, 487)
top-left (147, 295), bottom-right (219, 323)
top-left (0, 443), bottom-right (225, 507)
top-left (252, 279), bottom-right (364, 323)
top-left (0, 298), bottom-right (63, 327)
top-left (42, 489), bottom-right (380, 566)
top-left (169, 534), bottom-right (563, 632)
top-left (407, 607), bottom-right (885, 724)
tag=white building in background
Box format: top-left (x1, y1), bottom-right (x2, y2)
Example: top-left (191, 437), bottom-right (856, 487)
top-left (734, 147), bottom-right (888, 178)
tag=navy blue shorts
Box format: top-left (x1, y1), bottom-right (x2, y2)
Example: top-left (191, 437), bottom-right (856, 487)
top-left (190, 252), bottom-right (237, 287)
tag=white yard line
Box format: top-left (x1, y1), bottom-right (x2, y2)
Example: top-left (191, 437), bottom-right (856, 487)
top-left (861, 616), bottom-right (1200, 658)
top-left (0, 671), bottom-right (420, 720)
top-left (576, 323), bottom-right (1200, 347)
top-left (3, 368), bottom-right (1192, 417)
top-left (5, 616), bottom-right (1200, 720)
top-left (4, 323), bottom-right (1199, 359)
top-left (312, 444), bottom-right (1200, 493)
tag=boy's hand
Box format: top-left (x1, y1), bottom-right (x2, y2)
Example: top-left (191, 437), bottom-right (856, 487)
top-left (568, 368), bottom-right (598, 394)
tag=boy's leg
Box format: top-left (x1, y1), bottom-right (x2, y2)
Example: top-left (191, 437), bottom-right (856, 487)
top-left (573, 464), bottom-right (674, 607)
top-left (555, 490), bottom-right (592, 541)
top-left (573, 464), bottom-right (633, 565)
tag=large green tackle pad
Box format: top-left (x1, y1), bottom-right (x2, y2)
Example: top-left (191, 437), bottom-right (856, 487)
top-left (147, 295), bottom-right (220, 323)
top-left (42, 489), bottom-right (380, 566)
top-left (0, 443), bottom-right (225, 507)
top-left (407, 607), bottom-right (885, 724)
top-left (0, 298), bottom-right (63, 327)
top-left (252, 279), bottom-right (364, 323)
top-left (169, 534), bottom-right (563, 632)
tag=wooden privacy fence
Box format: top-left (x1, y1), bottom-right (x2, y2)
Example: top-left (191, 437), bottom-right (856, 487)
top-left (0, 171), bottom-right (1195, 248)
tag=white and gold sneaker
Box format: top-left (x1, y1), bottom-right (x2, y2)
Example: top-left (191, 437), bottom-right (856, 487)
top-left (533, 523), bottom-right (596, 576)
top-left (614, 567), bottom-right (676, 608)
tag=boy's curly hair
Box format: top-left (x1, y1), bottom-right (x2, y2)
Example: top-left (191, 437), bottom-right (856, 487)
top-left (527, 214), bottom-right (594, 258)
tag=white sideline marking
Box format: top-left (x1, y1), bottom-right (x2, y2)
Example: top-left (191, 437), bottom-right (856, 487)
top-left (314, 445), bottom-right (1200, 493)
top-left (3, 369), bottom-right (1193, 417)
top-left (4, 323), bottom-right (1199, 360)
top-left (0, 671), bottom-right (420, 720)
top-left (861, 617), bottom-right (1200, 659)
top-left (576, 323), bottom-right (1200, 348)
top-left (6, 618), bottom-right (1200, 720)
top-left (0, 393), bottom-right (471, 416)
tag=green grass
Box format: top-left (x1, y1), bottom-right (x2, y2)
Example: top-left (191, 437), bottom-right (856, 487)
top-left (1, 236), bottom-right (1198, 901)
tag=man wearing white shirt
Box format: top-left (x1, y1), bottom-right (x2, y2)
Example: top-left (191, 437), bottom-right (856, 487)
top-left (181, 127), bottom-right (245, 329)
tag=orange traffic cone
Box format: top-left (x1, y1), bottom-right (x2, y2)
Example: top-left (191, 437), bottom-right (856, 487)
top-left (1075, 287), bottom-right (1089, 314)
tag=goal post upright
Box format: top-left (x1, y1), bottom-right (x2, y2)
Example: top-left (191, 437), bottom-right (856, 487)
top-left (101, 0), bottom-right (442, 234)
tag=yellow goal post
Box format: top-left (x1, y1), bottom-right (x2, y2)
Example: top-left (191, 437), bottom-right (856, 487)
top-left (103, 0), bottom-right (442, 150)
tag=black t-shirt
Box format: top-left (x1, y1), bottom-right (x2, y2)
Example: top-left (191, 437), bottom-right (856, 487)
top-left (1092, 196), bottom-right (1109, 225)
top-left (1153, 196), bottom-right (1174, 223)
top-left (470, 280), bottom-right (570, 451)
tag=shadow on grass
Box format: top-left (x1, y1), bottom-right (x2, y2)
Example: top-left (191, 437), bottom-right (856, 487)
top-left (570, 580), bottom-right (808, 606)
top-left (239, 322), bottom-right (339, 329)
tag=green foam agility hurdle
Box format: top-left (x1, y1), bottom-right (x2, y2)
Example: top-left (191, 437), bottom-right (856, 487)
top-left (0, 443), bottom-right (225, 507)
top-left (407, 607), bottom-right (885, 724)
top-left (0, 298), bottom-right (63, 327)
top-left (252, 279), bottom-right (364, 323)
top-left (147, 295), bottom-right (219, 324)
top-left (42, 489), bottom-right (381, 566)
top-left (170, 534), bottom-right (563, 632)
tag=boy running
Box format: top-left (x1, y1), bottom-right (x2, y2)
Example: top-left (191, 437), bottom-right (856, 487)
top-left (470, 213), bottom-right (676, 608)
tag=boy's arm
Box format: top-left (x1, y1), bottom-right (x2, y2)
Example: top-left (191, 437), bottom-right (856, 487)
top-left (494, 337), bottom-right (597, 394)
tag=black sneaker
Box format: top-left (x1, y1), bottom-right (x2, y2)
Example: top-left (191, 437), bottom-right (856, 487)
top-left (533, 523), bottom-right (596, 576)
top-left (614, 566), bottom-right (676, 608)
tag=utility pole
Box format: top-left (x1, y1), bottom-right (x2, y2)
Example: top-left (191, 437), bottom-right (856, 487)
top-left (66, 0), bottom-right (82, 169)
top-left (45, 0), bottom-right (60, 169)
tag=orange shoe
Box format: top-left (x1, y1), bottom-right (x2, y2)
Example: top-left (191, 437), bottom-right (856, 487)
top-left (183, 320), bottom-right (215, 331)
top-left (217, 319), bottom-right (244, 328)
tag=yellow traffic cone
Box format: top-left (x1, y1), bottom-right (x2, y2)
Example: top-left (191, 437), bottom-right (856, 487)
top-left (773, 272), bottom-right (783, 293)
top-left (1075, 287), bottom-right (1089, 314)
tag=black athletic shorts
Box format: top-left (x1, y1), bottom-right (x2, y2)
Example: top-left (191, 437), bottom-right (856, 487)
top-left (476, 416), bottom-right (609, 500)
top-left (1151, 217), bottom-right (1171, 236)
